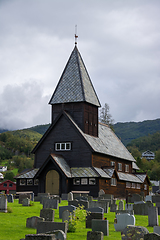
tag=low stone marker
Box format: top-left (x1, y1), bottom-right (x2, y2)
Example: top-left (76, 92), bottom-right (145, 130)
top-left (23, 198), bottom-right (30, 206)
top-left (34, 193), bottom-right (50, 202)
top-left (92, 219), bottom-right (109, 236)
top-left (110, 202), bottom-right (118, 212)
top-left (86, 212), bottom-right (104, 228)
top-left (26, 216), bottom-right (44, 229)
top-left (19, 194), bottom-right (31, 204)
top-left (125, 204), bottom-right (133, 210)
top-left (145, 195), bottom-right (152, 202)
top-left (43, 199), bottom-right (58, 209)
top-left (25, 234), bottom-right (55, 240)
top-left (40, 209), bottom-right (55, 221)
top-left (152, 195), bottom-right (160, 203)
top-left (133, 201), bottom-right (153, 215)
top-left (148, 206), bottom-right (159, 226)
top-left (0, 194), bottom-right (7, 212)
top-left (89, 200), bottom-right (108, 213)
top-left (144, 232), bottom-right (160, 240)
top-left (62, 210), bottom-right (71, 223)
top-left (61, 193), bottom-right (68, 200)
top-left (59, 205), bottom-right (76, 219)
top-left (128, 193), bottom-right (143, 203)
top-left (115, 210), bottom-right (134, 215)
top-left (121, 225), bottom-right (149, 240)
top-left (114, 213), bottom-right (135, 231)
top-left (37, 221), bottom-right (68, 235)
top-left (87, 231), bottom-right (104, 240)
top-left (98, 189), bottom-right (105, 197)
top-left (68, 199), bottom-right (89, 209)
top-left (154, 226), bottom-right (160, 235)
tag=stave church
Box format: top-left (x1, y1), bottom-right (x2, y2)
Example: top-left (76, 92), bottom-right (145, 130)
top-left (15, 40), bottom-right (150, 197)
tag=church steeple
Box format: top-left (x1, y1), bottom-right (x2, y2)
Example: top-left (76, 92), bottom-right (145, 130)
top-left (49, 45), bottom-right (101, 137)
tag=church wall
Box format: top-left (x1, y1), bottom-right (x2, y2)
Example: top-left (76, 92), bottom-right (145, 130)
top-left (34, 114), bottom-right (92, 168)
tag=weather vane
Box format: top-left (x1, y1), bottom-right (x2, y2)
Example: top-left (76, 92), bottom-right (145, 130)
top-left (75, 25), bottom-right (78, 45)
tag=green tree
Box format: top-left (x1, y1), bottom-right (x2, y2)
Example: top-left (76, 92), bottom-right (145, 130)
top-left (4, 172), bottom-right (15, 181)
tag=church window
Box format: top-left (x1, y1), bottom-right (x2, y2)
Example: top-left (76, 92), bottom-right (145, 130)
top-left (111, 161), bottom-right (115, 166)
top-left (131, 183), bottom-right (136, 188)
top-left (144, 184), bottom-right (147, 190)
top-left (137, 184), bottom-right (141, 189)
top-left (111, 178), bottom-right (116, 186)
top-left (126, 182), bottom-right (131, 188)
top-left (20, 179), bottom-right (26, 185)
top-left (55, 142), bottom-right (71, 151)
top-left (27, 179), bottom-right (33, 185)
top-left (34, 179), bottom-right (39, 185)
top-left (125, 164), bottom-right (129, 172)
top-left (118, 163), bottom-right (122, 171)
top-left (73, 178), bottom-right (80, 185)
top-left (89, 178), bottom-right (96, 185)
top-left (81, 178), bottom-right (88, 185)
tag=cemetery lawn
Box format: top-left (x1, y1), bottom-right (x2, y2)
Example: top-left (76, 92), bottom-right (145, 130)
top-left (0, 199), bottom-right (158, 240)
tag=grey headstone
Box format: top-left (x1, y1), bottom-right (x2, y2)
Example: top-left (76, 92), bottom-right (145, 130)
top-left (98, 189), bottom-right (105, 197)
top-left (22, 198), bottom-right (30, 206)
top-left (40, 209), bottom-right (55, 221)
top-left (133, 201), bottom-right (153, 215)
top-left (128, 193), bottom-right (142, 203)
top-left (43, 199), bottom-right (58, 209)
top-left (145, 195), bottom-right (152, 202)
top-left (148, 206), bottom-right (159, 226)
top-left (19, 194), bottom-right (31, 204)
top-left (68, 192), bottom-right (73, 201)
top-left (68, 199), bottom-right (89, 209)
top-left (53, 230), bottom-right (66, 240)
top-left (59, 205), bottom-right (76, 219)
top-left (121, 225), bottom-right (149, 240)
top-left (154, 226), bottom-right (160, 235)
top-left (116, 210), bottom-right (134, 215)
top-left (0, 194), bottom-right (7, 212)
top-left (92, 219), bottom-right (109, 236)
top-left (125, 204), bottom-right (133, 210)
top-left (114, 213), bottom-right (135, 231)
top-left (89, 200), bottom-right (108, 213)
top-left (86, 212), bottom-right (103, 228)
top-left (153, 195), bottom-right (160, 203)
top-left (87, 231), bottom-right (104, 240)
top-left (86, 207), bottom-right (104, 214)
top-left (26, 216), bottom-right (44, 229)
top-left (7, 194), bottom-right (14, 203)
top-left (62, 210), bottom-right (70, 223)
top-left (75, 196), bottom-right (88, 201)
top-left (119, 200), bottom-right (124, 210)
top-left (110, 203), bottom-right (118, 212)
top-left (144, 232), bottom-right (160, 240)
top-left (61, 194), bottom-right (68, 200)
top-left (25, 234), bottom-right (55, 240)
top-left (37, 221), bottom-right (67, 235)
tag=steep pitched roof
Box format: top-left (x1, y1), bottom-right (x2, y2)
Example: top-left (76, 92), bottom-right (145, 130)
top-left (49, 45), bottom-right (100, 107)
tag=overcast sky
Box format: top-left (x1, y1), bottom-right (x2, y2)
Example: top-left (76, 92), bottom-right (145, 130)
top-left (0, 0), bottom-right (160, 130)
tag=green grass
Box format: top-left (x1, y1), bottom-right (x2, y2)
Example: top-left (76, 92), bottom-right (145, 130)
top-left (0, 199), bottom-right (157, 240)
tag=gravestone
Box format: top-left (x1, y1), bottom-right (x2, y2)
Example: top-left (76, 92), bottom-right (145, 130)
top-left (22, 198), bottom-right (30, 206)
top-left (133, 201), bottom-right (153, 215)
top-left (128, 193), bottom-right (142, 203)
top-left (92, 219), bottom-right (109, 236)
top-left (51, 195), bottom-right (61, 204)
top-left (7, 194), bottom-right (14, 203)
top-left (116, 209), bottom-right (134, 215)
top-left (110, 202), bottom-right (118, 212)
top-left (68, 192), bottom-right (73, 201)
top-left (98, 189), bottom-right (105, 197)
top-left (26, 216), bottom-right (44, 229)
top-left (88, 196), bottom-right (93, 202)
top-left (87, 231), bottom-right (104, 240)
top-left (98, 198), bottom-right (111, 208)
top-left (40, 209), bottom-right (55, 221)
top-left (25, 234), bottom-right (55, 240)
top-left (61, 194), bottom-right (68, 200)
top-left (154, 226), bottom-right (160, 235)
top-left (30, 192), bottom-right (34, 201)
top-left (75, 196), bottom-right (88, 201)
top-left (59, 205), bottom-right (76, 219)
top-left (114, 213), bottom-right (135, 231)
top-left (86, 212), bottom-right (103, 228)
top-left (152, 195), bottom-right (160, 203)
top-left (52, 230), bottom-right (66, 240)
top-left (34, 193), bottom-right (50, 202)
top-left (86, 207), bottom-right (104, 214)
top-left (62, 210), bottom-right (71, 223)
top-left (125, 204), bottom-right (133, 210)
top-left (119, 200), bottom-right (124, 210)
top-left (121, 225), bottom-right (149, 240)
top-left (68, 199), bottom-right (89, 209)
top-left (0, 194), bottom-right (7, 212)
top-left (145, 195), bottom-right (152, 202)
top-left (43, 199), bottom-right (58, 209)
top-left (148, 206), bottom-right (159, 226)
top-left (144, 232), bottom-right (160, 240)
top-left (89, 200), bottom-right (108, 213)
top-left (19, 194), bottom-right (31, 204)
top-left (37, 221), bottom-right (67, 235)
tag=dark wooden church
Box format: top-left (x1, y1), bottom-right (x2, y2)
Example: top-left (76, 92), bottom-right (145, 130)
top-left (15, 43), bottom-right (150, 197)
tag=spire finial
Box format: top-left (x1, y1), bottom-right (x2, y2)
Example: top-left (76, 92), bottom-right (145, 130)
top-left (75, 25), bottom-right (78, 45)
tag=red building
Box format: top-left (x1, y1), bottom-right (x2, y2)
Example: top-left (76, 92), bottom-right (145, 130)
top-left (0, 180), bottom-right (16, 194)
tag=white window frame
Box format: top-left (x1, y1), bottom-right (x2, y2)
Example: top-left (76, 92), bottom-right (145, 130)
top-left (111, 178), bottom-right (117, 186)
top-left (111, 161), bottom-right (115, 167)
top-left (137, 183), bottom-right (141, 189)
top-left (27, 179), bottom-right (33, 185)
top-left (81, 178), bottom-right (88, 185)
top-left (55, 142), bottom-right (71, 151)
top-left (144, 184), bottom-right (147, 190)
top-left (20, 179), bottom-right (26, 186)
top-left (131, 183), bottom-right (136, 188)
top-left (118, 163), bottom-right (122, 171)
top-left (89, 178), bottom-right (96, 185)
top-left (73, 178), bottom-right (80, 185)
top-left (126, 182), bottom-right (131, 188)
top-left (125, 164), bottom-right (129, 172)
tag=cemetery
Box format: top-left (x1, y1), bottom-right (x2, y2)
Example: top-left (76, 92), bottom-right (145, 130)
top-left (1, 192), bottom-right (160, 239)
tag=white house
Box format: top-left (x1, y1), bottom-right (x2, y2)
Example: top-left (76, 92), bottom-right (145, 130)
top-left (142, 150), bottom-right (155, 161)
top-left (0, 166), bottom-right (7, 172)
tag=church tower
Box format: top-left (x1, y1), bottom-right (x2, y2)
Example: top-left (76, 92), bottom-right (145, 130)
top-left (49, 45), bottom-right (101, 137)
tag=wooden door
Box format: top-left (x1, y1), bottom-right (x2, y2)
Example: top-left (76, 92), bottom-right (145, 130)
top-left (46, 170), bottom-right (59, 194)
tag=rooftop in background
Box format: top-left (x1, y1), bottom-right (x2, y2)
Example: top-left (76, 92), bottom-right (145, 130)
top-left (142, 150), bottom-right (155, 161)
